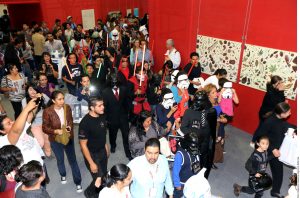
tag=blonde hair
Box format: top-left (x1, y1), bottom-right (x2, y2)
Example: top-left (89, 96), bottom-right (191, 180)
top-left (203, 83), bottom-right (217, 95)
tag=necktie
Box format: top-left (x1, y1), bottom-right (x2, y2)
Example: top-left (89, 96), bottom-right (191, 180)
top-left (114, 88), bottom-right (119, 100)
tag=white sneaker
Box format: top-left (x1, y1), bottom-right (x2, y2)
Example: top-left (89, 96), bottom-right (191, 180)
top-left (61, 177), bottom-right (67, 184)
top-left (249, 142), bottom-right (255, 149)
top-left (76, 185), bottom-right (83, 193)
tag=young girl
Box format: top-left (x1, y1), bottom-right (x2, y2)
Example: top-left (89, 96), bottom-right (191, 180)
top-left (217, 78), bottom-right (239, 143)
top-left (233, 136), bottom-right (272, 198)
top-left (15, 160), bottom-right (50, 198)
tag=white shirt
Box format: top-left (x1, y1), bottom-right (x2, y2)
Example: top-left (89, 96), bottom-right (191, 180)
top-left (98, 186), bottom-right (131, 198)
top-left (0, 122), bottom-right (44, 165)
top-left (165, 48), bottom-right (181, 69)
top-left (54, 107), bottom-right (64, 127)
top-left (127, 155), bottom-right (173, 198)
top-left (203, 75), bottom-right (219, 89)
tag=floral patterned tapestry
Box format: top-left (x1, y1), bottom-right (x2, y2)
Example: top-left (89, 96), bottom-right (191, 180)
top-left (196, 35), bottom-right (241, 82)
top-left (240, 44), bottom-right (297, 100)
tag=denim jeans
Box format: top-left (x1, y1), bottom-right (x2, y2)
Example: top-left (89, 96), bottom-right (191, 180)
top-left (50, 139), bottom-right (82, 185)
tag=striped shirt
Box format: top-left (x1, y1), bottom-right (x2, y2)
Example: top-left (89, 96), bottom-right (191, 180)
top-left (1, 73), bottom-right (26, 102)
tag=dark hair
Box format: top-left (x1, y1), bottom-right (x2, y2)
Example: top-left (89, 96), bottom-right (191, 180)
top-left (14, 37), bottom-right (23, 45)
top-left (174, 71), bottom-right (187, 85)
top-left (145, 138), bottom-right (160, 150)
top-left (0, 115), bottom-right (8, 131)
top-left (34, 27), bottom-right (42, 33)
top-left (218, 77), bottom-right (229, 89)
top-left (102, 164), bottom-right (131, 188)
top-left (81, 74), bottom-right (90, 81)
top-left (257, 135), bottom-right (269, 142)
top-left (88, 97), bottom-right (104, 110)
top-left (66, 53), bottom-right (78, 65)
top-left (161, 88), bottom-right (172, 98)
top-left (47, 90), bottom-right (64, 106)
top-left (0, 145), bottom-right (23, 175)
top-left (15, 160), bottom-right (43, 187)
top-left (274, 102), bottom-right (290, 115)
top-left (6, 64), bottom-right (18, 74)
top-left (134, 110), bottom-right (152, 140)
top-left (55, 19), bottom-right (61, 23)
top-left (190, 52), bottom-right (199, 59)
top-left (214, 68), bottom-right (227, 76)
top-left (163, 60), bottom-right (173, 71)
top-left (86, 63), bottom-right (95, 70)
top-left (266, 75), bottom-right (283, 91)
top-left (77, 24), bottom-right (83, 28)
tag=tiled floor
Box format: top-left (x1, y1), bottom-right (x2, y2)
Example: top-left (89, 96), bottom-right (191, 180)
top-left (1, 95), bottom-right (293, 198)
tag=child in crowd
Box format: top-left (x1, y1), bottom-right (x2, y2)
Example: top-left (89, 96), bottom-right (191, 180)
top-left (146, 73), bottom-right (162, 116)
top-left (217, 78), bottom-right (239, 143)
top-left (233, 136), bottom-right (272, 198)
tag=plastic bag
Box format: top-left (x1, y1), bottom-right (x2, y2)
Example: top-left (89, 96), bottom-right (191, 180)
top-left (279, 128), bottom-right (298, 168)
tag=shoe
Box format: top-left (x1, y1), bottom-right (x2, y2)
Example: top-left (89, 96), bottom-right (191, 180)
top-left (111, 147), bottom-right (116, 153)
top-left (223, 150), bottom-right (227, 154)
top-left (270, 192), bottom-right (284, 198)
top-left (61, 176), bottom-right (67, 184)
top-left (233, 183), bottom-right (241, 197)
top-left (76, 185), bottom-right (83, 193)
top-left (211, 164), bottom-right (218, 169)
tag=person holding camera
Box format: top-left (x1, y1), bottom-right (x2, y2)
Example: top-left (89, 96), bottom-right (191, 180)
top-left (77, 74), bottom-right (100, 103)
top-left (42, 90), bottom-right (82, 193)
top-left (39, 52), bottom-right (58, 86)
top-left (21, 83), bottom-right (51, 157)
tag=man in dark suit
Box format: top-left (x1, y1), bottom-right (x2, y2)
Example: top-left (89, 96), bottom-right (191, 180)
top-left (102, 72), bottom-right (132, 160)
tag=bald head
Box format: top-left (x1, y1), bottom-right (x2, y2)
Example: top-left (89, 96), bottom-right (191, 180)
top-left (166, 39), bottom-right (175, 50)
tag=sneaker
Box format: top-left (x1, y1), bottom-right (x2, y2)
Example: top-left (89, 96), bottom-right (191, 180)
top-left (61, 176), bottom-right (67, 184)
top-left (233, 183), bottom-right (241, 197)
top-left (250, 142), bottom-right (255, 148)
top-left (76, 185), bottom-right (83, 193)
top-left (223, 150), bottom-right (227, 154)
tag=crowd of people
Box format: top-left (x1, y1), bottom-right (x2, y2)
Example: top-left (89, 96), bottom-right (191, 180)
top-left (0, 9), bottom-right (297, 198)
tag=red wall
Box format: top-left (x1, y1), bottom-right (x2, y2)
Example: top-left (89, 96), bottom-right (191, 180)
top-left (5, 0), bottom-right (147, 30)
top-left (7, 3), bottom-right (43, 29)
top-left (149, 0), bottom-right (297, 133)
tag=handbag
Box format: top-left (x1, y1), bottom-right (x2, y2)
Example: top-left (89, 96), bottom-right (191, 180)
top-left (213, 141), bottom-right (224, 163)
top-left (279, 129), bottom-right (298, 167)
top-left (55, 105), bottom-right (71, 145)
top-left (248, 173), bottom-right (272, 192)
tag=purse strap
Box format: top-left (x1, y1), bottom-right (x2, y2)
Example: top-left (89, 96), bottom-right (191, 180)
top-left (63, 104), bottom-right (67, 127)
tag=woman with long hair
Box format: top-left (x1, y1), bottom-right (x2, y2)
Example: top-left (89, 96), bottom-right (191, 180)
top-left (42, 90), bottom-right (82, 192)
top-left (0, 64), bottom-right (26, 119)
top-left (39, 52), bottom-right (59, 86)
top-left (129, 39), bottom-right (142, 66)
top-left (251, 75), bottom-right (286, 144)
top-left (98, 164), bottom-right (132, 198)
top-left (21, 83), bottom-right (51, 156)
top-left (128, 110), bottom-right (165, 158)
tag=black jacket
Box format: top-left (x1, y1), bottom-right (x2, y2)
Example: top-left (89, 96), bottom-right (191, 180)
top-left (102, 85), bottom-right (129, 125)
top-left (259, 86), bottom-right (285, 120)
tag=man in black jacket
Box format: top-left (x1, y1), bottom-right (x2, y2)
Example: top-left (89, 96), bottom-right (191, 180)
top-left (102, 72), bottom-right (132, 160)
top-left (178, 91), bottom-right (217, 178)
top-left (4, 37), bottom-right (23, 71)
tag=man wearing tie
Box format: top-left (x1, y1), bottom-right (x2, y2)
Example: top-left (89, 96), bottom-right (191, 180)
top-left (102, 73), bottom-right (132, 160)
